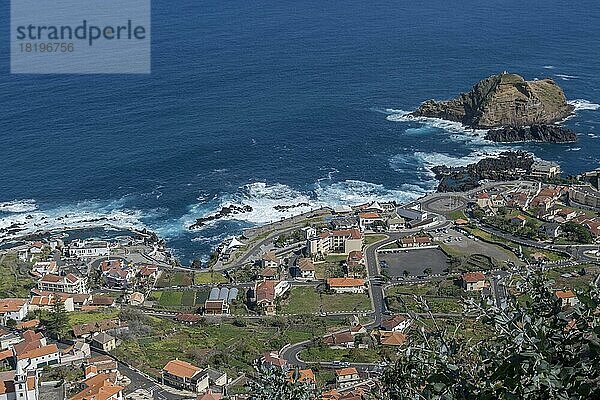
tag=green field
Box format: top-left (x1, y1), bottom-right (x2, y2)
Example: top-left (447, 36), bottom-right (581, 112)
top-left (545, 264), bottom-right (600, 292)
top-left (68, 310), bottom-right (120, 327)
top-left (300, 347), bottom-right (383, 363)
top-left (313, 255), bottom-right (347, 279)
top-left (385, 282), bottom-right (465, 314)
top-left (150, 289), bottom-right (210, 309)
top-left (0, 254), bottom-right (35, 298)
top-left (449, 210), bottom-right (467, 220)
top-left (279, 287), bottom-right (372, 314)
top-left (113, 316), bottom-right (345, 377)
top-left (155, 271), bottom-right (193, 288)
top-left (364, 234), bottom-right (388, 246)
top-left (194, 271), bottom-right (228, 285)
top-left (462, 226), bottom-right (568, 262)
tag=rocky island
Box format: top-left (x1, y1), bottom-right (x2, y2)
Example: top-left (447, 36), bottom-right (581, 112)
top-left (413, 72), bottom-right (577, 143)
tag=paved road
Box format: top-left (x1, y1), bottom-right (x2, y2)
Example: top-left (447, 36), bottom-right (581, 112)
top-left (53, 341), bottom-right (179, 400)
top-left (278, 212), bottom-right (453, 369)
top-left (474, 222), bottom-right (594, 262)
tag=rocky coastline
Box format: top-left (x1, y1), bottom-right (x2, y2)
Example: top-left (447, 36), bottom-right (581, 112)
top-left (431, 151), bottom-right (535, 192)
top-left (484, 124), bottom-right (577, 143)
top-left (189, 204), bottom-right (253, 230)
top-left (273, 203), bottom-right (310, 211)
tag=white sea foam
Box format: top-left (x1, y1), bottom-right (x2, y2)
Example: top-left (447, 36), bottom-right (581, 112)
top-left (543, 65), bottom-right (555, 70)
top-left (0, 199), bottom-right (38, 213)
top-left (417, 149), bottom-right (509, 168)
top-left (182, 182), bottom-right (316, 229)
top-left (568, 99), bottom-right (600, 111)
top-left (184, 178), bottom-right (432, 231)
top-left (0, 199), bottom-right (151, 243)
top-left (315, 180), bottom-right (426, 206)
top-left (555, 73), bottom-right (579, 80)
top-left (384, 109), bottom-right (494, 150)
top-left (385, 108), bottom-right (488, 136)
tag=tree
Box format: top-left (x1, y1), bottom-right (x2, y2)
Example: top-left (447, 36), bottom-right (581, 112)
top-left (42, 300), bottom-right (70, 339)
top-left (561, 222), bottom-right (593, 244)
top-left (423, 267), bottom-right (433, 276)
top-left (403, 270), bottom-right (410, 278)
top-left (250, 366), bottom-right (316, 400)
top-left (383, 271), bottom-right (599, 399)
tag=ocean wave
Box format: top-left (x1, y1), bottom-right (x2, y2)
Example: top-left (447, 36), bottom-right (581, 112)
top-left (0, 199), bottom-right (151, 243)
top-left (183, 178), bottom-right (432, 231)
top-left (555, 73), bottom-right (579, 80)
top-left (543, 65), bottom-right (555, 70)
top-left (568, 99), bottom-right (600, 111)
top-left (414, 150), bottom-right (507, 168)
top-left (0, 199), bottom-right (38, 213)
top-left (181, 182), bottom-right (316, 229)
top-left (390, 149), bottom-right (511, 175)
top-left (314, 179), bottom-right (427, 206)
top-left (385, 109), bottom-right (488, 135)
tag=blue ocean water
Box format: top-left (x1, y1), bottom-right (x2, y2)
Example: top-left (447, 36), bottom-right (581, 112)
top-left (1, 0), bottom-right (599, 264)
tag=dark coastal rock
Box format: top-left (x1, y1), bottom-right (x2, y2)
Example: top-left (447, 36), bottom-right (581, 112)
top-left (189, 204), bottom-right (253, 230)
top-left (431, 151), bottom-right (535, 192)
top-left (485, 125), bottom-right (577, 143)
top-left (274, 203), bottom-right (310, 212)
top-left (413, 73), bottom-right (574, 129)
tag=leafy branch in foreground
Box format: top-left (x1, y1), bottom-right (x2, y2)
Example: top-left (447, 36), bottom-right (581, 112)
top-left (250, 366), bottom-right (317, 400)
top-left (383, 271), bottom-right (599, 400)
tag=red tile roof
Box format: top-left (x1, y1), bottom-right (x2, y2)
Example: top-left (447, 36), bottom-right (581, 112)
top-left (0, 298), bottom-right (27, 313)
top-left (163, 359), bottom-right (202, 379)
top-left (555, 290), bottom-right (576, 299)
top-left (335, 367), bottom-right (358, 376)
top-left (327, 278), bottom-right (365, 288)
top-left (462, 272), bottom-right (485, 283)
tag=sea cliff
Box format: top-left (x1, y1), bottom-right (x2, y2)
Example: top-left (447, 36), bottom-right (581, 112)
top-left (413, 72), bottom-right (574, 129)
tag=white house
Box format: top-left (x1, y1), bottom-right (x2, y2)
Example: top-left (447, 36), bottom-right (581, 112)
top-left (68, 240), bottom-right (110, 259)
top-left (0, 299), bottom-right (28, 324)
top-left (555, 290), bottom-right (579, 308)
top-left (386, 216), bottom-right (406, 231)
top-left (261, 252), bottom-right (280, 269)
top-left (38, 274), bottom-right (88, 294)
top-left (294, 258), bottom-right (316, 280)
top-left (335, 367), bottom-right (361, 388)
top-left (29, 295), bottom-right (75, 313)
top-left (381, 315), bottom-right (411, 332)
top-left (16, 344), bottom-right (60, 371)
top-left (161, 359), bottom-right (209, 393)
top-left (358, 212), bottom-right (384, 231)
top-left (461, 272), bottom-right (486, 291)
top-left (326, 278), bottom-right (367, 294)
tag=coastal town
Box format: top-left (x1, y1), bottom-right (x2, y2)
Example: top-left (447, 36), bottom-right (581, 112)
top-left (1, 163), bottom-right (599, 400)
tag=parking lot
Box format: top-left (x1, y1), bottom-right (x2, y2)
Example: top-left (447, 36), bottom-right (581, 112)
top-left (432, 228), bottom-right (522, 265)
top-left (378, 248), bottom-right (450, 277)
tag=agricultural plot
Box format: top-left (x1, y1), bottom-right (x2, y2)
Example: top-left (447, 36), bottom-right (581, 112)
top-left (150, 289), bottom-right (210, 309)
